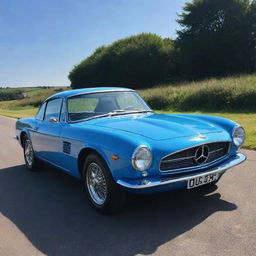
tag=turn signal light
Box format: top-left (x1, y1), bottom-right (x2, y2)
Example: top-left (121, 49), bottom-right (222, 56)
top-left (112, 155), bottom-right (119, 160)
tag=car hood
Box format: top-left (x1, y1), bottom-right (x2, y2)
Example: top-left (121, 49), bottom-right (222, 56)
top-left (87, 113), bottom-right (223, 141)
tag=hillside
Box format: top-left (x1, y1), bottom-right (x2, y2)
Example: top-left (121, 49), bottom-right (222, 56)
top-left (139, 74), bottom-right (256, 111)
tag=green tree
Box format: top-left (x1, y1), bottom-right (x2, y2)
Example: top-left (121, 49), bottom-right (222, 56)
top-left (69, 33), bottom-right (177, 89)
top-left (176, 0), bottom-right (256, 79)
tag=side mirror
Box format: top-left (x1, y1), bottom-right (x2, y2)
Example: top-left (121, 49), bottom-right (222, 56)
top-left (49, 117), bottom-right (58, 123)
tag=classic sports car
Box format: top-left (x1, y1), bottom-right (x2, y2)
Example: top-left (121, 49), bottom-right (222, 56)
top-left (15, 87), bottom-right (246, 213)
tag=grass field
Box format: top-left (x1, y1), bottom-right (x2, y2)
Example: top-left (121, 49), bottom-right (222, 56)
top-left (0, 74), bottom-right (255, 149)
top-left (0, 107), bottom-right (38, 119)
top-left (139, 73), bottom-right (256, 111)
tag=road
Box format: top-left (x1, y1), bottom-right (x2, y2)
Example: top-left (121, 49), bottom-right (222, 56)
top-left (0, 115), bottom-right (255, 256)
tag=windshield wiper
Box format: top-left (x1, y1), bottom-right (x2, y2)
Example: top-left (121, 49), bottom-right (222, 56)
top-left (70, 110), bottom-right (153, 123)
top-left (107, 110), bottom-right (153, 116)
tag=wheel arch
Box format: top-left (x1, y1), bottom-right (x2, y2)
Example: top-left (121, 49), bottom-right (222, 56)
top-left (20, 130), bottom-right (29, 148)
top-left (77, 147), bottom-right (111, 179)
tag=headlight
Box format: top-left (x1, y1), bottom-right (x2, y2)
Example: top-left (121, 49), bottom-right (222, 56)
top-left (233, 126), bottom-right (245, 148)
top-left (132, 146), bottom-right (152, 171)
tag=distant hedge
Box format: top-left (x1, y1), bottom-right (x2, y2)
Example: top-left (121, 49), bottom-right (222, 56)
top-left (69, 33), bottom-right (178, 89)
top-left (0, 90), bottom-right (24, 101)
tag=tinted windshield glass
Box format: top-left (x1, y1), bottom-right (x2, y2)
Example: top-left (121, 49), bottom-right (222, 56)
top-left (67, 91), bottom-right (151, 121)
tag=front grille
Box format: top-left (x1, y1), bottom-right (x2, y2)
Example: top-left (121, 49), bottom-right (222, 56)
top-left (160, 142), bottom-right (230, 172)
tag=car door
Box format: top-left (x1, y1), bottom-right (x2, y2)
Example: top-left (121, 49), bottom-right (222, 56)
top-left (32, 98), bottom-right (63, 165)
top-left (30, 101), bottom-right (46, 152)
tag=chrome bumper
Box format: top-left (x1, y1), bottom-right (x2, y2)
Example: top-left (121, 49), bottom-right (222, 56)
top-left (117, 153), bottom-right (246, 189)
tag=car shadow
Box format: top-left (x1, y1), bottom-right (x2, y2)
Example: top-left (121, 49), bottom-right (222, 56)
top-left (0, 164), bottom-right (237, 256)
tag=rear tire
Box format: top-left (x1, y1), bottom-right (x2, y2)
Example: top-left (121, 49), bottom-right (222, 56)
top-left (23, 135), bottom-right (42, 172)
top-left (83, 153), bottom-right (126, 214)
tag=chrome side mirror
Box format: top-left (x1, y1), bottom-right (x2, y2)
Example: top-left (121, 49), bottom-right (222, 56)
top-left (49, 117), bottom-right (58, 123)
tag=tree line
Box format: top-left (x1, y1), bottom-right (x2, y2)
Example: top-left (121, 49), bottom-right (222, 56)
top-left (69, 0), bottom-right (256, 89)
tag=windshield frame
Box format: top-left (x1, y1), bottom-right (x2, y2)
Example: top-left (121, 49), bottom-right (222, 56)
top-left (65, 90), bottom-right (153, 123)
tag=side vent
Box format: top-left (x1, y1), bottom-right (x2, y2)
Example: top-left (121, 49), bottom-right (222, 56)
top-left (63, 141), bottom-right (71, 154)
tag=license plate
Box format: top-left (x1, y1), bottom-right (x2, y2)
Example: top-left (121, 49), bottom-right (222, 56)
top-left (187, 173), bottom-right (219, 189)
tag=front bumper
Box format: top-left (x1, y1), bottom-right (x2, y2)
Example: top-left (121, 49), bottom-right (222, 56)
top-left (117, 152), bottom-right (246, 190)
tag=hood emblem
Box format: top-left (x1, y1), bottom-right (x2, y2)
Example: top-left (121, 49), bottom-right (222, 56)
top-left (191, 134), bottom-right (207, 141)
top-left (194, 145), bottom-right (209, 164)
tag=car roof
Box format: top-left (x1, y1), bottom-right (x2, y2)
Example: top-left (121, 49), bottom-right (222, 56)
top-left (46, 87), bottom-right (134, 101)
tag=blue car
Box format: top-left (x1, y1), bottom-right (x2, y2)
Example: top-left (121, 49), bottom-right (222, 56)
top-left (15, 87), bottom-right (246, 213)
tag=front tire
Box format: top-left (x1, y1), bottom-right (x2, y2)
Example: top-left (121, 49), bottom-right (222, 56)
top-left (83, 153), bottom-right (126, 214)
top-left (23, 135), bottom-right (42, 171)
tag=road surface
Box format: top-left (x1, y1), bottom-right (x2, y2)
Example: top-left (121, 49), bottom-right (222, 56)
top-left (0, 115), bottom-right (255, 256)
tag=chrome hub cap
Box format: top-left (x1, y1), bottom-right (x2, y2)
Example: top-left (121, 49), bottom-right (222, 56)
top-left (86, 163), bottom-right (107, 205)
top-left (25, 139), bottom-right (33, 166)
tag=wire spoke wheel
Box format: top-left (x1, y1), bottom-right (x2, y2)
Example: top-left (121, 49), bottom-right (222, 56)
top-left (86, 162), bottom-right (107, 205)
top-left (24, 138), bottom-right (33, 166)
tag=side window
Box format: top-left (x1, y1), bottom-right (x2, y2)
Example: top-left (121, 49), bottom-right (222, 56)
top-left (60, 101), bottom-right (66, 122)
top-left (44, 98), bottom-right (62, 122)
top-left (36, 102), bottom-right (46, 120)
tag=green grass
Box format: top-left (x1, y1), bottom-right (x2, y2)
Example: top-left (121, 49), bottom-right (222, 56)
top-left (139, 73), bottom-right (256, 111)
top-left (0, 107), bottom-right (38, 119)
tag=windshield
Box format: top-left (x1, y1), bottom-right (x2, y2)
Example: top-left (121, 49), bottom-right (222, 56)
top-left (67, 91), bottom-right (152, 122)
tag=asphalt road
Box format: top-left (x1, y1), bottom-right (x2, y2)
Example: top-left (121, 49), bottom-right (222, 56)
top-left (0, 115), bottom-right (255, 256)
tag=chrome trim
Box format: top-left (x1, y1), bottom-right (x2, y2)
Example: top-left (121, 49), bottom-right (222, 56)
top-left (117, 153), bottom-right (246, 189)
top-left (49, 117), bottom-right (58, 123)
top-left (161, 154), bottom-right (230, 174)
top-left (159, 141), bottom-right (231, 173)
top-left (209, 147), bottom-right (225, 154)
top-left (161, 148), bottom-right (224, 164)
top-left (132, 145), bottom-right (153, 171)
top-left (160, 141), bottom-right (230, 161)
top-left (161, 155), bottom-right (195, 163)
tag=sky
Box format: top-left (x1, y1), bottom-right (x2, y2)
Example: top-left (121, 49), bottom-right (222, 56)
top-left (0, 0), bottom-right (187, 87)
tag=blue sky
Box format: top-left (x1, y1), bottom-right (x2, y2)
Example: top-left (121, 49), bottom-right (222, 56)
top-left (0, 0), bottom-right (187, 87)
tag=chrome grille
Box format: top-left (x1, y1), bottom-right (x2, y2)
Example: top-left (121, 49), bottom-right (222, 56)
top-left (160, 142), bottom-right (230, 172)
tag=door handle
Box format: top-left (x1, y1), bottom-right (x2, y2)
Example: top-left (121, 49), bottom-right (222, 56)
top-left (33, 127), bottom-right (39, 131)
